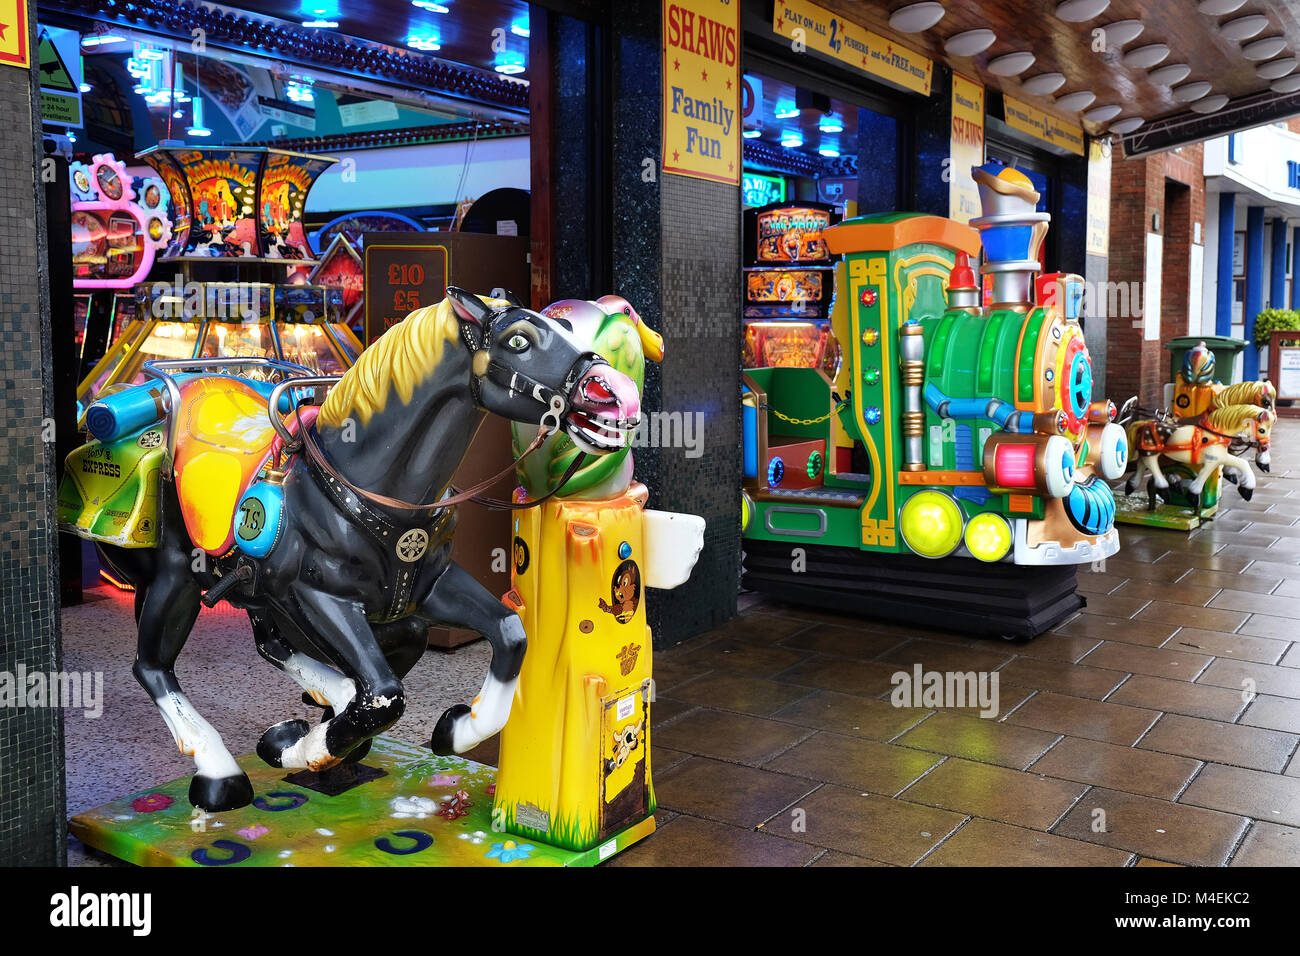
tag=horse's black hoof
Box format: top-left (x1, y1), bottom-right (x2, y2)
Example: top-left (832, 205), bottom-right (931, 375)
top-left (257, 718), bottom-right (310, 768)
top-left (1224, 470), bottom-right (1239, 485)
top-left (1124, 478), bottom-right (1136, 495)
top-left (1240, 486), bottom-right (1254, 502)
top-left (189, 772), bottom-right (254, 812)
top-left (1260, 462), bottom-right (1271, 473)
top-left (429, 704), bottom-right (471, 756)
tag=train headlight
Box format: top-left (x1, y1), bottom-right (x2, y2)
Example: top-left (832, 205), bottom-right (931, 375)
top-left (964, 513), bottom-right (1012, 562)
top-left (900, 490), bottom-right (964, 559)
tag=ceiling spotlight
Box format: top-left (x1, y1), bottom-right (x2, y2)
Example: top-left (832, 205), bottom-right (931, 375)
top-left (1172, 80), bottom-right (1212, 102)
top-left (781, 133), bottom-right (804, 148)
top-left (988, 51), bottom-right (1036, 76)
top-left (1197, 0), bottom-right (1247, 13)
top-left (819, 116), bottom-right (844, 132)
top-left (819, 147), bottom-right (841, 158)
top-left (1121, 43), bottom-right (1170, 69)
top-left (1055, 90), bottom-right (1097, 111)
top-left (1257, 57), bottom-right (1298, 79)
top-left (1148, 63), bottom-right (1191, 85)
top-left (1271, 75), bottom-right (1300, 93)
top-left (1218, 14), bottom-right (1269, 40)
top-left (1242, 37), bottom-right (1288, 61)
top-left (889, 2), bottom-right (946, 33)
top-left (1102, 20), bottom-right (1144, 46)
top-left (1056, 0), bottom-right (1110, 22)
top-left (1190, 94), bottom-right (1230, 112)
top-left (1108, 116), bottom-right (1145, 134)
top-left (1021, 72), bottom-right (1067, 96)
top-left (742, 127), bottom-right (761, 139)
top-left (1084, 104), bottom-right (1122, 122)
top-left (944, 29), bottom-right (996, 56)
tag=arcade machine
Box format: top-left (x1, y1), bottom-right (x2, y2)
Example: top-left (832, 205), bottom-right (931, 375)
top-left (742, 200), bottom-right (841, 377)
top-left (69, 154), bottom-right (173, 398)
top-left (75, 146), bottom-right (362, 409)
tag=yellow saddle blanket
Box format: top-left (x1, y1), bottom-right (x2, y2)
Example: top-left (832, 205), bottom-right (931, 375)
top-left (173, 377), bottom-right (281, 556)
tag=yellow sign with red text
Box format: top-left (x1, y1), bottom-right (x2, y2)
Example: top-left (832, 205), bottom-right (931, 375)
top-left (662, 0), bottom-right (741, 185)
top-left (772, 0), bottom-right (932, 96)
top-left (0, 0), bottom-right (31, 68)
top-left (949, 74), bottom-right (984, 224)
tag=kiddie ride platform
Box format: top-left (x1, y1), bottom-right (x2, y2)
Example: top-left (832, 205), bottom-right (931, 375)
top-left (70, 737), bottom-right (652, 867)
top-left (1112, 467), bottom-right (1223, 532)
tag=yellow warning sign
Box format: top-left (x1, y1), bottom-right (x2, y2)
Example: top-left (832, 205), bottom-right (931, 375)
top-left (0, 0), bottom-right (31, 69)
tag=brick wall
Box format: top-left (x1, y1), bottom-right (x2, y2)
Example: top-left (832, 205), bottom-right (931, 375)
top-left (1105, 142), bottom-right (1206, 407)
top-left (0, 7), bottom-right (67, 865)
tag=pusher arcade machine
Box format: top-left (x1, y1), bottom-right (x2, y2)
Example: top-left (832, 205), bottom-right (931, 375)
top-left (76, 146), bottom-right (362, 409)
top-left (742, 200), bottom-right (841, 376)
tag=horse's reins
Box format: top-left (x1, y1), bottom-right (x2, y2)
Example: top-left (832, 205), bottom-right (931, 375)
top-left (288, 401), bottom-right (587, 515)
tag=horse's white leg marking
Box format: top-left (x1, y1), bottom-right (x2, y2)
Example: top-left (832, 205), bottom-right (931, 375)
top-left (1188, 460), bottom-right (1218, 494)
top-left (1216, 449), bottom-right (1256, 490)
top-left (279, 720), bottom-right (337, 772)
top-left (451, 673), bottom-right (520, 752)
top-left (155, 691), bottom-right (242, 779)
top-left (283, 652), bottom-right (356, 711)
top-left (447, 615), bottom-right (526, 751)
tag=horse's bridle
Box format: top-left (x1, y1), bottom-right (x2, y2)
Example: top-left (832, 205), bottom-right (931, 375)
top-left (456, 305), bottom-right (607, 434)
top-left (276, 312), bottom-right (605, 516)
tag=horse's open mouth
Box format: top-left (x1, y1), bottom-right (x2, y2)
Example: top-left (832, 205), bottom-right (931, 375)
top-left (566, 367), bottom-right (641, 455)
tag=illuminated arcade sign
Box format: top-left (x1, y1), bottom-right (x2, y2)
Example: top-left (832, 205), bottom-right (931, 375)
top-left (743, 173), bottom-right (786, 208)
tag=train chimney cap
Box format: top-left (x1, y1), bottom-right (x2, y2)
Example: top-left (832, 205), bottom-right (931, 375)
top-left (971, 161), bottom-right (1041, 206)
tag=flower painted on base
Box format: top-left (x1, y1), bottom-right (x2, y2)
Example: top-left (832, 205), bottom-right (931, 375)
top-left (237, 824), bottom-right (270, 840)
top-left (486, 840), bottom-right (535, 864)
top-left (428, 774), bottom-right (461, 787)
top-left (131, 793), bottom-right (175, 813)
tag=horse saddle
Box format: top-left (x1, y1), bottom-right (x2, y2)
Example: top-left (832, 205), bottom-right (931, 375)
top-left (172, 376), bottom-right (316, 556)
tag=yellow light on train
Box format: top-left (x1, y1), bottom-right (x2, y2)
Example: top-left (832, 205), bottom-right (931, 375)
top-left (899, 490), bottom-right (963, 558)
top-left (741, 491), bottom-right (754, 533)
top-left (964, 512), bottom-right (1012, 562)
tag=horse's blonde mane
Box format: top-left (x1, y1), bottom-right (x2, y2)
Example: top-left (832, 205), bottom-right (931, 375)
top-left (318, 295), bottom-right (506, 429)
top-left (1213, 381), bottom-right (1270, 408)
top-left (1206, 403), bottom-right (1268, 433)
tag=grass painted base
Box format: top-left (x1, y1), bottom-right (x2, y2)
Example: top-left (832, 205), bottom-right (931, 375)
top-left (69, 736), bottom-right (655, 867)
top-left (1113, 493), bottom-right (1216, 532)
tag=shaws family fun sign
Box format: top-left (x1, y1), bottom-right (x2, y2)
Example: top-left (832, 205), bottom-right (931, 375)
top-left (662, 0), bottom-right (741, 185)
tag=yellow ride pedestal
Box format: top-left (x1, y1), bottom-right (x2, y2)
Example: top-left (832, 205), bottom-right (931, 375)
top-left (495, 484), bottom-right (659, 856)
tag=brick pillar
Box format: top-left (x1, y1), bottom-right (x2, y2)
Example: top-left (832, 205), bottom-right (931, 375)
top-left (0, 3), bottom-right (67, 865)
top-left (1105, 142), bottom-right (1206, 406)
top-left (1105, 148), bottom-right (1166, 407)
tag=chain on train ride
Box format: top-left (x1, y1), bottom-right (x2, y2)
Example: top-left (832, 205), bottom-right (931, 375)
top-left (741, 162), bottom-right (1130, 638)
